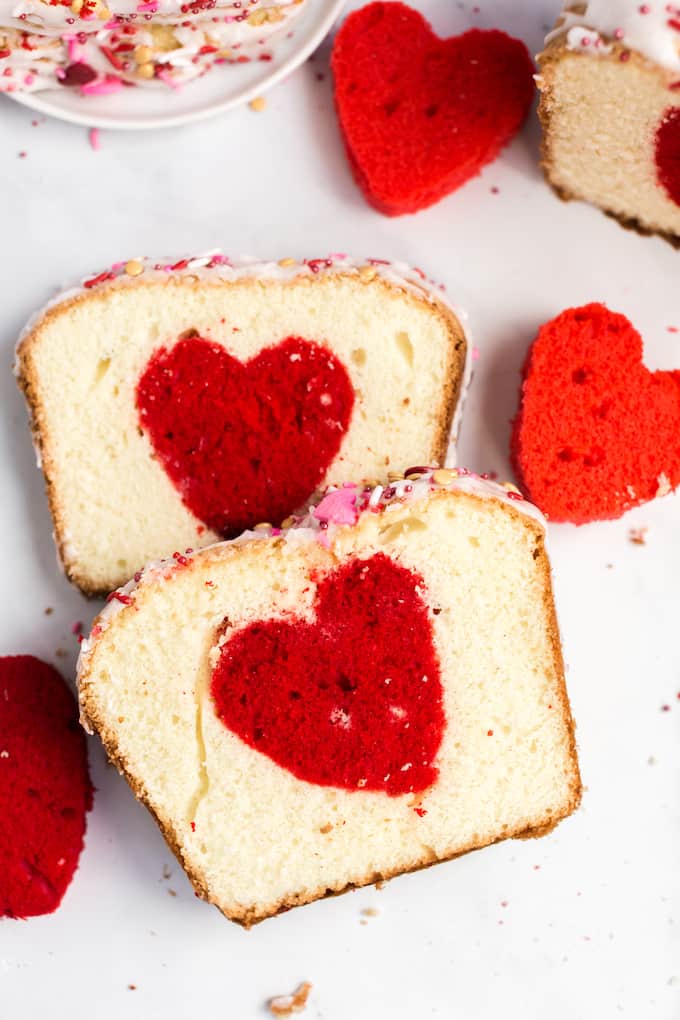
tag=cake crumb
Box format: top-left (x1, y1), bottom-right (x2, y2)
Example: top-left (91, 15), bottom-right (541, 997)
top-left (127, 984), bottom-right (137, 991)
top-left (167, 888), bottom-right (177, 897)
top-left (319, 823), bottom-right (332, 834)
top-left (249, 96), bottom-right (266, 112)
top-left (44, 607), bottom-right (53, 615)
top-left (267, 981), bottom-right (312, 1016)
top-left (628, 527), bottom-right (647, 545)
top-left (361, 907), bottom-right (379, 917)
top-left (374, 880), bottom-right (386, 890)
top-left (55, 648), bottom-right (67, 659)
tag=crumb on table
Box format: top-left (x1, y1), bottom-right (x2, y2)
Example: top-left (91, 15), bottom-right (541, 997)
top-left (267, 981), bottom-right (312, 1016)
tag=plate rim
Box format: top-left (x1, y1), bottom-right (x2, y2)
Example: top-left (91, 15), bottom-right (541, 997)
top-left (5, 0), bottom-right (347, 130)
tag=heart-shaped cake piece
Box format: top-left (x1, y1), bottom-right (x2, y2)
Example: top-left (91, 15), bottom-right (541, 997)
top-left (136, 335), bottom-right (354, 538)
top-left (332, 2), bottom-right (535, 215)
top-left (0, 656), bottom-right (92, 919)
top-left (512, 304), bottom-right (680, 523)
top-left (16, 254), bottom-right (468, 595)
top-left (79, 471), bottom-right (581, 925)
top-left (211, 552), bottom-right (445, 795)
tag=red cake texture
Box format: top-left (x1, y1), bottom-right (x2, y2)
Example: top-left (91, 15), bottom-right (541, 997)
top-left (512, 304), bottom-right (680, 523)
top-left (655, 107), bottom-right (680, 208)
top-left (136, 335), bottom-right (354, 535)
top-left (211, 553), bottom-right (445, 795)
top-left (0, 656), bottom-right (92, 919)
top-left (331, 2), bottom-right (535, 215)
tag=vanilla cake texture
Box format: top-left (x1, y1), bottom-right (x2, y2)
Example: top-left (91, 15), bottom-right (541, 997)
top-left (538, 1), bottom-right (680, 244)
top-left (16, 254), bottom-right (469, 596)
top-left (78, 468), bottom-right (581, 926)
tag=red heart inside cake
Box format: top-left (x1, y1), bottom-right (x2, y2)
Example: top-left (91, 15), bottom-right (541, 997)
top-left (331, 1), bottom-right (535, 215)
top-left (211, 553), bottom-right (445, 796)
top-left (512, 303), bottom-right (680, 523)
top-left (136, 335), bottom-right (354, 536)
top-left (0, 656), bottom-right (92, 919)
top-left (655, 106), bottom-right (680, 208)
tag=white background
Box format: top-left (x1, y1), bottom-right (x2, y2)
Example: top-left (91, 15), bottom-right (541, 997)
top-left (1, 1), bottom-right (679, 1017)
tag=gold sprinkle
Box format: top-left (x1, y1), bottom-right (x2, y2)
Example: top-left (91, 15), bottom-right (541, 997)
top-left (280, 516), bottom-right (296, 529)
top-left (125, 259), bottom-right (144, 277)
top-left (432, 468), bottom-right (457, 485)
top-left (134, 45), bottom-right (153, 64)
top-left (137, 62), bottom-right (155, 79)
top-left (503, 482), bottom-right (521, 494)
top-left (97, 3), bottom-right (110, 17)
top-left (253, 522), bottom-right (272, 531)
top-left (358, 266), bottom-right (376, 281)
top-left (387, 472), bottom-right (405, 482)
top-left (278, 258), bottom-right (296, 267)
top-left (70, 0), bottom-right (83, 13)
top-left (249, 96), bottom-right (266, 112)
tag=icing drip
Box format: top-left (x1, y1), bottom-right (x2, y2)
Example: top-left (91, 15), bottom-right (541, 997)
top-left (548, 1), bottom-right (680, 71)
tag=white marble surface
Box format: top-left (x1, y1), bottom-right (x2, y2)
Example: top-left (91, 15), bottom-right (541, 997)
top-left (1, 2), bottom-right (679, 1018)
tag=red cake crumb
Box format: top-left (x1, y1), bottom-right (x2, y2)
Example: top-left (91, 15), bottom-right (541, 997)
top-left (331, 2), bottom-right (535, 215)
top-left (655, 107), bottom-right (680, 207)
top-left (0, 656), bottom-right (92, 919)
top-left (511, 304), bottom-right (680, 523)
top-left (136, 336), bottom-right (354, 536)
top-left (211, 553), bottom-right (445, 796)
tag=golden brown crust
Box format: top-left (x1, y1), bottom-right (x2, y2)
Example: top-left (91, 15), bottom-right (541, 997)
top-left (15, 269), bottom-right (467, 598)
top-left (536, 38), bottom-right (680, 248)
top-left (79, 489), bottom-right (582, 927)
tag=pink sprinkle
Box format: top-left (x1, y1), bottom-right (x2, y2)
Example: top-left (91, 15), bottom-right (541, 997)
top-left (472, 347), bottom-right (480, 361)
top-left (668, 326), bottom-right (679, 332)
top-left (67, 38), bottom-right (84, 62)
top-left (158, 70), bottom-right (181, 90)
top-left (313, 488), bottom-right (359, 527)
top-left (80, 75), bottom-right (124, 95)
top-left (500, 900), bottom-right (509, 908)
top-left (639, 4), bottom-right (650, 13)
top-left (137, 0), bottom-right (158, 10)
top-left (89, 127), bottom-right (100, 150)
top-left (18, 151), bottom-right (27, 158)
top-left (662, 704), bottom-right (671, 712)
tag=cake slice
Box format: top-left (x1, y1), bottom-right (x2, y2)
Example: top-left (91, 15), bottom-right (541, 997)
top-left (538, 2), bottom-right (680, 244)
top-left (0, 1), bottom-right (307, 93)
top-left (78, 468), bottom-right (581, 926)
top-left (16, 254), bottom-right (468, 595)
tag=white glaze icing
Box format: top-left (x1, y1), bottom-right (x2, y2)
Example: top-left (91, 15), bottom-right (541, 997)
top-left (547, 1), bottom-right (680, 72)
top-left (0, 0), bottom-right (304, 91)
top-left (0, 0), bottom-right (299, 33)
top-left (76, 467), bottom-right (545, 725)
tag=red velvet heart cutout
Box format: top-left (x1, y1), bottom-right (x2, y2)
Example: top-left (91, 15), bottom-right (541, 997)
top-left (511, 304), bottom-right (680, 523)
top-left (331, 2), bottom-right (535, 216)
top-left (655, 106), bottom-right (680, 207)
top-left (211, 553), bottom-right (445, 796)
top-left (0, 656), bottom-right (92, 919)
top-left (136, 336), bottom-right (354, 536)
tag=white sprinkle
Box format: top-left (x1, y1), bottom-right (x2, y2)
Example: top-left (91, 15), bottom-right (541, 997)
top-left (0, 751), bottom-right (8, 759)
top-left (290, 353), bottom-right (301, 362)
top-left (369, 485), bottom-right (384, 507)
top-left (400, 762), bottom-right (412, 772)
top-left (320, 393), bottom-right (332, 406)
top-left (389, 705), bottom-right (407, 720)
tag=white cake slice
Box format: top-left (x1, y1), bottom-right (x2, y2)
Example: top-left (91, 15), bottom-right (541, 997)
top-left (16, 254), bottom-right (469, 595)
top-left (78, 468), bottom-right (581, 926)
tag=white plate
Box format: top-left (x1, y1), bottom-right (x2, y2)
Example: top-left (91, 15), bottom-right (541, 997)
top-left (6, 0), bottom-right (347, 129)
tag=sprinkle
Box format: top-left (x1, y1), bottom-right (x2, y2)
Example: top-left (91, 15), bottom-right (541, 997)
top-left (125, 259), bottom-right (144, 277)
top-left (628, 527), bottom-right (648, 545)
top-left (487, 729), bottom-right (494, 736)
top-left (432, 468), bottom-right (457, 485)
top-left (278, 257), bottom-right (296, 267)
top-left (80, 75), bottom-right (124, 96)
top-left (88, 127), bottom-right (100, 151)
top-left (249, 95), bottom-right (266, 111)
top-left (472, 346), bottom-right (480, 361)
top-left (106, 591), bottom-right (133, 605)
